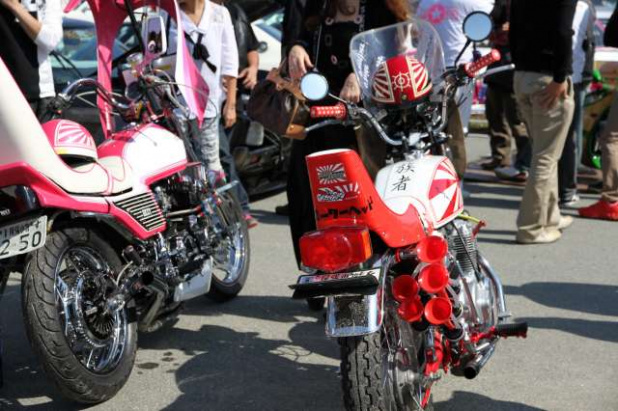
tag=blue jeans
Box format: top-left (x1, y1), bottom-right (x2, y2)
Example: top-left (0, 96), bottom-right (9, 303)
top-left (558, 82), bottom-right (584, 202)
top-left (219, 121), bottom-right (250, 212)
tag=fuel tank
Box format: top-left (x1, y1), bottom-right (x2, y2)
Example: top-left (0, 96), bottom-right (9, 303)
top-left (375, 156), bottom-right (463, 228)
top-left (98, 124), bottom-right (188, 186)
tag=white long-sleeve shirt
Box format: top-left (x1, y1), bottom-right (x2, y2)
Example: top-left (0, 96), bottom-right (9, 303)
top-left (180, 2), bottom-right (238, 118)
top-left (0, 0), bottom-right (62, 99)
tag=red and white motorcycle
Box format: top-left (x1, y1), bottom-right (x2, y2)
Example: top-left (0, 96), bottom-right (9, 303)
top-left (0, 0), bottom-right (249, 404)
top-left (290, 13), bottom-right (526, 410)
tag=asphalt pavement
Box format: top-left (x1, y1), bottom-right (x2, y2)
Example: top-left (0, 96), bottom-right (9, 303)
top-left (0, 135), bottom-right (617, 410)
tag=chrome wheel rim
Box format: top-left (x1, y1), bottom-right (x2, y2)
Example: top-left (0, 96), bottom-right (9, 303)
top-left (381, 304), bottom-right (431, 410)
top-left (54, 246), bottom-right (128, 374)
top-left (212, 198), bottom-right (247, 284)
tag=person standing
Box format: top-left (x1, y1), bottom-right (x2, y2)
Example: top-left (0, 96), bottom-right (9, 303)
top-left (178, 0), bottom-right (238, 176)
top-left (417, 0), bottom-right (494, 181)
top-left (286, 0), bottom-right (410, 265)
top-left (214, 0), bottom-right (259, 228)
top-left (510, 0), bottom-right (577, 244)
top-left (557, 0), bottom-right (595, 208)
top-left (579, 0), bottom-right (618, 221)
top-left (482, 0), bottom-right (531, 181)
top-left (0, 0), bottom-right (62, 121)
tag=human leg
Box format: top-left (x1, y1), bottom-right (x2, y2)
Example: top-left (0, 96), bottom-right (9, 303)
top-left (558, 83), bottom-right (584, 204)
top-left (197, 117), bottom-right (223, 171)
top-left (579, 93), bottom-right (618, 220)
top-left (218, 121), bottom-right (251, 212)
top-left (514, 72), bottom-right (575, 243)
top-left (484, 86), bottom-right (512, 168)
top-left (504, 90), bottom-right (531, 171)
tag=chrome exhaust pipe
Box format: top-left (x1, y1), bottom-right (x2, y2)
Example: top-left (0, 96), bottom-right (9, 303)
top-left (463, 343), bottom-right (496, 379)
top-left (478, 254), bottom-right (509, 319)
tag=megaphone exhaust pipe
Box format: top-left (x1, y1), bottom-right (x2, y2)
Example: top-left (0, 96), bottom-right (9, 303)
top-left (463, 343), bottom-right (496, 379)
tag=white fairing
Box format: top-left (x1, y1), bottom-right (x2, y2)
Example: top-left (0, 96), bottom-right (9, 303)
top-left (375, 155), bottom-right (463, 228)
top-left (123, 125), bottom-right (186, 184)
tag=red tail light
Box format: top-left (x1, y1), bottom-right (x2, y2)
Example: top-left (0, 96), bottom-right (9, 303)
top-left (398, 297), bottom-right (424, 322)
top-left (425, 297), bottom-right (453, 326)
top-left (300, 226), bottom-right (372, 273)
top-left (417, 264), bottom-right (449, 294)
top-left (392, 275), bottom-right (419, 302)
top-left (415, 235), bottom-right (448, 263)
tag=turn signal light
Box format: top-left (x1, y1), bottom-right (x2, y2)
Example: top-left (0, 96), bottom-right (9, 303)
top-left (415, 235), bottom-right (449, 263)
top-left (392, 275), bottom-right (419, 302)
top-left (418, 264), bottom-right (449, 294)
top-left (300, 226), bottom-right (372, 273)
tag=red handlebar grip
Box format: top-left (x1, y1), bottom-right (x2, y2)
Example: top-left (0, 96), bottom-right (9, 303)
top-left (310, 103), bottom-right (348, 120)
top-left (464, 49), bottom-right (501, 78)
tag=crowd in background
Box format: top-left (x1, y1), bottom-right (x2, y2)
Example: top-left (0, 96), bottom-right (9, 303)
top-left (0, 0), bottom-right (617, 253)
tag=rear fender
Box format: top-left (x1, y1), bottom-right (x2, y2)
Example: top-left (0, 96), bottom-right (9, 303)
top-left (325, 261), bottom-right (388, 338)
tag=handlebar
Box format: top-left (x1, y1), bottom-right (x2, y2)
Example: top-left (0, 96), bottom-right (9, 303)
top-left (310, 103), bottom-right (347, 120)
top-left (463, 49), bottom-right (501, 78)
top-left (57, 78), bottom-right (131, 112)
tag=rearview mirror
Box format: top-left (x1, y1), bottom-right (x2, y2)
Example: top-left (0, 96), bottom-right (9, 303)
top-left (142, 13), bottom-right (168, 57)
top-left (300, 73), bottom-right (329, 101)
top-left (462, 12), bottom-right (492, 42)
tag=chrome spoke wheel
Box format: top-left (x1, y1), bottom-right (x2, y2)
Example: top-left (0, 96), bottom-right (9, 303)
top-left (213, 221), bottom-right (246, 284)
top-left (55, 246), bottom-right (128, 374)
top-left (381, 305), bottom-right (432, 410)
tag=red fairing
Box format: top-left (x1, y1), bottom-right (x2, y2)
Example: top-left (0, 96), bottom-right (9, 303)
top-left (306, 149), bottom-right (427, 248)
top-left (0, 162), bottom-right (108, 213)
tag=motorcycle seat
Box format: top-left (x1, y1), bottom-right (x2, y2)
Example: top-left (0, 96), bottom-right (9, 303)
top-left (41, 120), bottom-right (133, 196)
top-left (0, 59), bottom-right (133, 197)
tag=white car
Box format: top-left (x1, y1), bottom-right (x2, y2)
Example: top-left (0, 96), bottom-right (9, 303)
top-left (251, 8), bottom-right (283, 72)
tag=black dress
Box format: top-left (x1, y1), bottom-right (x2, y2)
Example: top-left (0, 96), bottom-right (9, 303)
top-left (287, 1), bottom-right (398, 265)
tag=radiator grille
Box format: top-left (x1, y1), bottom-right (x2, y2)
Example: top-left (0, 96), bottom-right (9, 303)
top-left (115, 193), bottom-right (165, 231)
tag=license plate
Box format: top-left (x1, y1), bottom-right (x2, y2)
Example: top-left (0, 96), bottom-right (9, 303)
top-left (297, 269), bottom-right (380, 285)
top-left (0, 216), bottom-right (47, 260)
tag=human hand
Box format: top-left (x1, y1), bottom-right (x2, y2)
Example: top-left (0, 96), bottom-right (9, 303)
top-left (0, 0), bottom-right (20, 11)
top-left (288, 45), bottom-right (313, 80)
top-left (538, 81), bottom-right (568, 110)
top-left (339, 73), bottom-right (361, 103)
top-left (239, 66), bottom-right (258, 90)
top-left (223, 101), bottom-right (237, 129)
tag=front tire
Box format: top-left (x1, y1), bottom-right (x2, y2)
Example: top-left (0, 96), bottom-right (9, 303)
top-left (208, 192), bottom-right (250, 301)
top-left (22, 228), bottom-right (137, 404)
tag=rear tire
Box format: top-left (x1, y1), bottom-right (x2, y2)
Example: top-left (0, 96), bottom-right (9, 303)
top-left (22, 228), bottom-right (137, 404)
top-left (339, 317), bottom-right (432, 410)
top-left (208, 192), bottom-right (250, 302)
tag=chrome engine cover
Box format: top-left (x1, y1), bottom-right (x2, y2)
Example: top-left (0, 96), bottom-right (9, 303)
top-left (444, 219), bottom-right (498, 332)
top-left (173, 258), bottom-right (213, 302)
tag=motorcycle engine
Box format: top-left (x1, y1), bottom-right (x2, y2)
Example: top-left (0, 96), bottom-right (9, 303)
top-left (148, 165), bottom-right (215, 301)
top-left (443, 219), bottom-right (498, 333)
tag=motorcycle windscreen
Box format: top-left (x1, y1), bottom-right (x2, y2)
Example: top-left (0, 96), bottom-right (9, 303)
top-left (349, 19), bottom-right (446, 110)
top-left (81, 0), bottom-right (208, 135)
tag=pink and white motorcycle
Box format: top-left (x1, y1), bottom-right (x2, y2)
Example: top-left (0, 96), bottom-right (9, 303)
top-left (291, 14), bottom-right (526, 410)
top-left (0, 0), bottom-right (249, 403)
